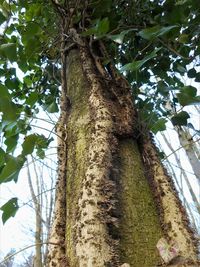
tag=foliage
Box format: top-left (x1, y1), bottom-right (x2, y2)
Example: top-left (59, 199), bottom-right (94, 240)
top-left (0, 0), bottom-right (200, 222)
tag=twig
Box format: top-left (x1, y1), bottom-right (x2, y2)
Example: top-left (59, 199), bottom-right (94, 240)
top-left (20, 187), bottom-right (56, 210)
top-left (158, 38), bottom-right (190, 60)
top-left (162, 137), bottom-right (200, 161)
top-left (133, 41), bottom-right (153, 61)
top-left (0, 242), bottom-right (61, 264)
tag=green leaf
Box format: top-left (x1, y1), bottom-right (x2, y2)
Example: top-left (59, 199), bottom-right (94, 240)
top-left (151, 118), bottom-right (167, 134)
top-left (4, 121), bottom-right (19, 137)
top-left (0, 97), bottom-right (20, 121)
top-left (178, 34), bottom-right (189, 44)
top-left (0, 198), bottom-right (19, 224)
top-left (25, 3), bottom-right (42, 20)
top-left (0, 156), bottom-right (25, 183)
top-left (24, 76), bottom-right (33, 87)
top-left (37, 135), bottom-right (53, 149)
top-left (138, 25), bottom-right (178, 40)
top-left (5, 135), bottom-right (19, 153)
top-left (171, 111), bottom-right (190, 126)
top-left (81, 28), bottom-right (97, 36)
top-left (92, 0), bottom-right (112, 17)
top-left (0, 148), bottom-right (5, 167)
top-left (177, 65), bottom-right (186, 73)
top-left (46, 101), bottom-right (59, 113)
top-left (121, 48), bottom-right (161, 72)
top-left (97, 17), bottom-right (110, 35)
top-left (108, 29), bottom-right (133, 44)
top-left (0, 84), bottom-right (10, 98)
top-left (35, 135), bottom-right (53, 159)
top-left (26, 92), bottom-right (39, 107)
top-left (24, 22), bottom-right (41, 38)
top-left (22, 134), bottom-right (38, 155)
top-left (177, 86), bottom-right (200, 106)
top-left (36, 148), bottom-right (45, 159)
top-left (0, 10), bottom-right (7, 24)
top-left (195, 72), bottom-right (200, 83)
top-left (82, 18), bottom-right (110, 37)
top-left (175, 0), bottom-right (189, 5)
top-left (187, 68), bottom-right (196, 78)
top-left (182, 86), bottom-right (197, 97)
top-left (157, 81), bottom-right (170, 96)
top-left (0, 43), bottom-right (17, 62)
top-left (5, 77), bottom-right (20, 90)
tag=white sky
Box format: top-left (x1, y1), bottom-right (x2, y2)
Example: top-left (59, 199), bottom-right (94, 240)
top-left (0, 112), bottom-right (57, 264)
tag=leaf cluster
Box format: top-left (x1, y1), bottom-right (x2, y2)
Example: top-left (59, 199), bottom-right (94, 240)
top-left (0, 0), bottom-right (200, 222)
top-left (0, 0), bottom-right (59, 222)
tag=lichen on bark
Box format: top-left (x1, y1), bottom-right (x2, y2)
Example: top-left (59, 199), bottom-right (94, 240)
top-left (48, 43), bottom-right (199, 267)
top-left (61, 47), bottom-right (164, 267)
top-left (117, 139), bottom-right (163, 267)
top-left (65, 49), bottom-right (91, 266)
top-left (139, 133), bottom-right (199, 263)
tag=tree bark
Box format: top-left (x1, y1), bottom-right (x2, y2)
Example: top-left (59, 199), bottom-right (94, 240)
top-left (176, 126), bottom-right (200, 183)
top-left (139, 134), bottom-right (198, 262)
top-left (161, 132), bottom-right (200, 215)
top-left (27, 162), bottom-right (43, 267)
top-left (47, 43), bottom-right (199, 267)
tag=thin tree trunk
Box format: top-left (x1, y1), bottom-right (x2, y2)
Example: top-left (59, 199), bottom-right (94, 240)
top-left (165, 159), bottom-right (198, 232)
top-left (176, 126), bottom-right (200, 183)
top-left (161, 132), bottom-right (200, 214)
top-left (27, 162), bottom-right (43, 267)
top-left (43, 167), bottom-right (55, 266)
top-left (156, 138), bottom-right (198, 231)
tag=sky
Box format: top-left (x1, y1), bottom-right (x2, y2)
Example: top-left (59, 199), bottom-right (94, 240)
top-left (0, 112), bottom-right (57, 264)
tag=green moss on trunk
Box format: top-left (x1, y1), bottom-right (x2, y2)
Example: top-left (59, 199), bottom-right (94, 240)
top-left (65, 49), bottom-right (163, 267)
top-left (118, 139), bottom-right (162, 266)
top-left (65, 49), bottom-right (91, 266)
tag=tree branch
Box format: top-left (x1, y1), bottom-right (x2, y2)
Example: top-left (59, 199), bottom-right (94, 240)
top-left (0, 242), bottom-right (61, 265)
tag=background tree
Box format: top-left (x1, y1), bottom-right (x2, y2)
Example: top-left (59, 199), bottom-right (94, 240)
top-left (0, 249), bottom-right (16, 267)
top-left (20, 254), bottom-right (34, 267)
top-left (0, 0), bottom-right (199, 267)
top-left (26, 157), bottom-right (55, 267)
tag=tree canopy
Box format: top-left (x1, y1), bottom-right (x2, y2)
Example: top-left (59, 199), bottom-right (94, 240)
top-left (0, 0), bottom-right (200, 223)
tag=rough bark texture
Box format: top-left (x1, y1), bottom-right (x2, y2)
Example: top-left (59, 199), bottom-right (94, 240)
top-left (60, 48), bottom-right (163, 267)
top-left (117, 140), bottom-right (163, 266)
top-left (47, 68), bottom-right (68, 266)
top-left (139, 133), bottom-right (199, 265)
top-left (47, 44), bottom-right (199, 267)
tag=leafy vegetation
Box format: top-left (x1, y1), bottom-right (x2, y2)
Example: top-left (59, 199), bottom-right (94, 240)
top-left (0, 0), bottom-right (199, 225)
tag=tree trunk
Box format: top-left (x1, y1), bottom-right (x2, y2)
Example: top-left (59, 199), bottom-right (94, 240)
top-left (161, 132), bottom-right (200, 215)
top-left (27, 162), bottom-right (43, 267)
top-left (176, 126), bottom-right (200, 183)
top-left (47, 43), bottom-right (199, 267)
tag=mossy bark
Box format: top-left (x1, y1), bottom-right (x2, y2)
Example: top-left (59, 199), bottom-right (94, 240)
top-left (65, 49), bottom-right (91, 266)
top-left (139, 134), bottom-right (198, 263)
top-left (118, 140), bottom-right (162, 266)
top-left (48, 47), bottom-right (199, 267)
top-left (62, 49), bottom-right (163, 267)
